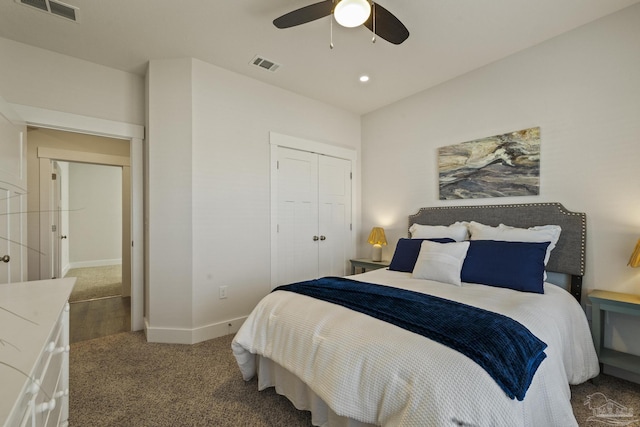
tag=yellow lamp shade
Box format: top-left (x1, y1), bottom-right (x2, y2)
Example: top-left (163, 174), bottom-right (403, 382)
top-left (629, 238), bottom-right (640, 268)
top-left (367, 227), bottom-right (387, 246)
top-left (368, 227), bottom-right (386, 262)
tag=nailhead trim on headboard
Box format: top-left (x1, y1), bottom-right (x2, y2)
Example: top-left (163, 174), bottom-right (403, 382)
top-left (408, 203), bottom-right (586, 277)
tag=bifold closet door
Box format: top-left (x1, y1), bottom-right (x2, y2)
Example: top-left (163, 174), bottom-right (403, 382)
top-left (317, 154), bottom-right (351, 278)
top-left (276, 146), bottom-right (351, 286)
top-left (277, 148), bottom-right (319, 285)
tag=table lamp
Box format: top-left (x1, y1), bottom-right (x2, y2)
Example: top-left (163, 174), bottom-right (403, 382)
top-left (368, 227), bottom-right (387, 262)
top-left (629, 238), bottom-right (640, 268)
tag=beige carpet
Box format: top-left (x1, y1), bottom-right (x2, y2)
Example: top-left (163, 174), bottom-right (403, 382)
top-left (65, 265), bottom-right (122, 303)
top-left (70, 331), bottom-right (640, 427)
top-left (571, 374), bottom-right (640, 425)
top-left (70, 332), bottom-right (312, 427)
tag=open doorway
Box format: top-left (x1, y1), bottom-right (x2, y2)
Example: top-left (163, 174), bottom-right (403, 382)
top-left (57, 161), bottom-right (123, 302)
top-left (17, 105), bottom-right (144, 333)
top-left (27, 127), bottom-right (133, 342)
top-left (55, 161), bottom-right (130, 342)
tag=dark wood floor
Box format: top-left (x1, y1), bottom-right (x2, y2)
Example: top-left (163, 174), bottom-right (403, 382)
top-left (69, 296), bottom-right (131, 343)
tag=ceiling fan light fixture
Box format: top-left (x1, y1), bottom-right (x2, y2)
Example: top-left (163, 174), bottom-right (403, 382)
top-left (334, 0), bottom-right (371, 28)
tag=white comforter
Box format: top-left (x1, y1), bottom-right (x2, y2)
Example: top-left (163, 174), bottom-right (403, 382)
top-left (232, 269), bottom-right (599, 426)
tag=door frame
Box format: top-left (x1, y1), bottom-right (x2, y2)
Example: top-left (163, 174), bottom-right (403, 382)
top-left (11, 103), bottom-right (145, 331)
top-left (269, 131), bottom-right (358, 288)
top-left (51, 160), bottom-right (62, 279)
top-left (38, 148), bottom-right (129, 288)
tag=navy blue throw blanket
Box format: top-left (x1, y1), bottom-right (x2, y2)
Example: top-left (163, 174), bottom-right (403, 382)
top-left (274, 277), bottom-right (547, 401)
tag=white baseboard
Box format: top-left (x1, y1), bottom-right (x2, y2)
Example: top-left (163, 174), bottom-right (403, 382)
top-left (144, 320), bottom-right (192, 344)
top-left (68, 258), bottom-right (122, 269)
top-left (144, 316), bottom-right (247, 344)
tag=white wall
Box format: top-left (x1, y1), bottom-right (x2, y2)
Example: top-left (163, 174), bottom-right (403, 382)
top-left (68, 163), bottom-right (122, 267)
top-left (146, 58), bottom-right (361, 343)
top-left (361, 4), bottom-right (640, 369)
top-left (0, 37), bottom-right (144, 126)
top-left (146, 58), bottom-right (194, 334)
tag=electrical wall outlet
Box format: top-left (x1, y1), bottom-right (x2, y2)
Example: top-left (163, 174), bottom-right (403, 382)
top-left (219, 286), bottom-right (228, 299)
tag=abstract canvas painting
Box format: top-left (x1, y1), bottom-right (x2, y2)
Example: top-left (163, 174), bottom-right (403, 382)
top-left (438, 127), bottom-right (540, 200)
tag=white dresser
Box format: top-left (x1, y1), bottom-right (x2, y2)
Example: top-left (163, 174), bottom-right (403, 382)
top-left (0, 278), bottom-right (75, 427)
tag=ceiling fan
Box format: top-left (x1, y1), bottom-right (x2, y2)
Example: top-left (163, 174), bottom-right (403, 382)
top-left (273, 0), bottom-right (409, 45)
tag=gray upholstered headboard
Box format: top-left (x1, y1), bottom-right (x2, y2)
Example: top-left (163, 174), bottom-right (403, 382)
top-left (408, 203), bottom-right (586, 301)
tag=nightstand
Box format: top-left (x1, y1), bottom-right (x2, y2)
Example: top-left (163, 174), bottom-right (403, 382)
top-left (350, 258), bottom-right (390, 275)
top-left (588, 290), bottom-right (640, 375)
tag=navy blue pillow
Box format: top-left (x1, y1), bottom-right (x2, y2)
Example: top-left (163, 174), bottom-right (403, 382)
top-left (388, 238), bottom-right (456, 273)
top-left (461, 240), bottom-right (551, 294)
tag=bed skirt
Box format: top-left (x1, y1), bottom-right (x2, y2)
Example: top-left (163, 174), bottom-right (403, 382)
top-left (256, 355), bottom-right (377, 427)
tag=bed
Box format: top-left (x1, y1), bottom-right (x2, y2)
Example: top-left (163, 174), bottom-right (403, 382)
top-left (232, 202), bottom-right (599, 426)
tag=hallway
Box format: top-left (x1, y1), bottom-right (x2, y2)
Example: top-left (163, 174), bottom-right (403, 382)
top-left (69, 296), bottom-right (130, 343)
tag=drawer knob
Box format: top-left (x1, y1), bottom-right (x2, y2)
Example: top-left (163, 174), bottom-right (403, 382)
top-left (52, 344), bottom-right (70, 355)
top-left (27, 380), bottom-right (41, 395)
top-left (36, 398), bottom-right (56, 413)
top-left (54, 389), bottom-right (69, 398)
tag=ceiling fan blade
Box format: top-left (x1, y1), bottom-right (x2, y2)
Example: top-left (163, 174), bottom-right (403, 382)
top-left (273, 1), bottom-right (334, 29)
top-left (364, 2), bottom-right (409, 45)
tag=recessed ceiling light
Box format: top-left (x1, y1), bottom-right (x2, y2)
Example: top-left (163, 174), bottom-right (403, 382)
top-left (359, 75), bottom-right (370, 83)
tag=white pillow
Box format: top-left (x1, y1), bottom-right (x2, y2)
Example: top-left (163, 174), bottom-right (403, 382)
top-left (412, 240), bottom-right (470, 286)
top-left (468, 221), bottom-right (561, 266)
top-left (409, 222), bottom-right (469, 242)
top-left (467, 221), bottom-right (500, 239)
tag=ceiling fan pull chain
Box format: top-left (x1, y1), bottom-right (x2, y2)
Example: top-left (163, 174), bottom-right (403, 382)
top-left (372, 2), bottom-right (376, 43)
top-left (330, 10), bottom-right (334, 49)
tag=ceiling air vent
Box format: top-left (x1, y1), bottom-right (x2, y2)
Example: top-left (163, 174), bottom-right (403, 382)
top-left (15, 0), bottom-right (79, 22)
top-left (250, 55), bottom-right (281, 72)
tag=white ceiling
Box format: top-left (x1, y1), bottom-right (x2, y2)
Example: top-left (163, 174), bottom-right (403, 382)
top-left (0, 0), bottom-right (638, 114)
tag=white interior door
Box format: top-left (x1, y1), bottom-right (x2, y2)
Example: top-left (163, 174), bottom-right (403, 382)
top-left (276, 147), bottom-right (318, 286)
top-left (318, 155), bottom-right (351, 277)
top-left (50, 161), bottom-right (62, 279)
top-left (0, 97), bottom-right (27, 284)
top-left (0, 185), bottom-right (27, 284)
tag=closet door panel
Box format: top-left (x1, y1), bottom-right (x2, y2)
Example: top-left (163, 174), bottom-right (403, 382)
top-left (318, 155), bottom-right (351, 278)
top-left (276, 147), bottom-right (319, 285)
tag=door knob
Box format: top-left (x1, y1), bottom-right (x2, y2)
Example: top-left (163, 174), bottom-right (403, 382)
top-left (319, 235), bottom-right (326, 241)
top-left (61, 235), bottom-right (67, 239)
top-left (1, 255), bottom-right (9, 263)
top-left (313, 236), bottom-right (319, 241)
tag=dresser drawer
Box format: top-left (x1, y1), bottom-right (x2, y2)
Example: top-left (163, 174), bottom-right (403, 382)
top-left (1, 279), bottom-right (74, 427)
top-left (14, 309), bottom-right (67, 427)
top-left (23, 365), bottom-right (65, 427)
top-left (33, 315), bottom-right (64, 386)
